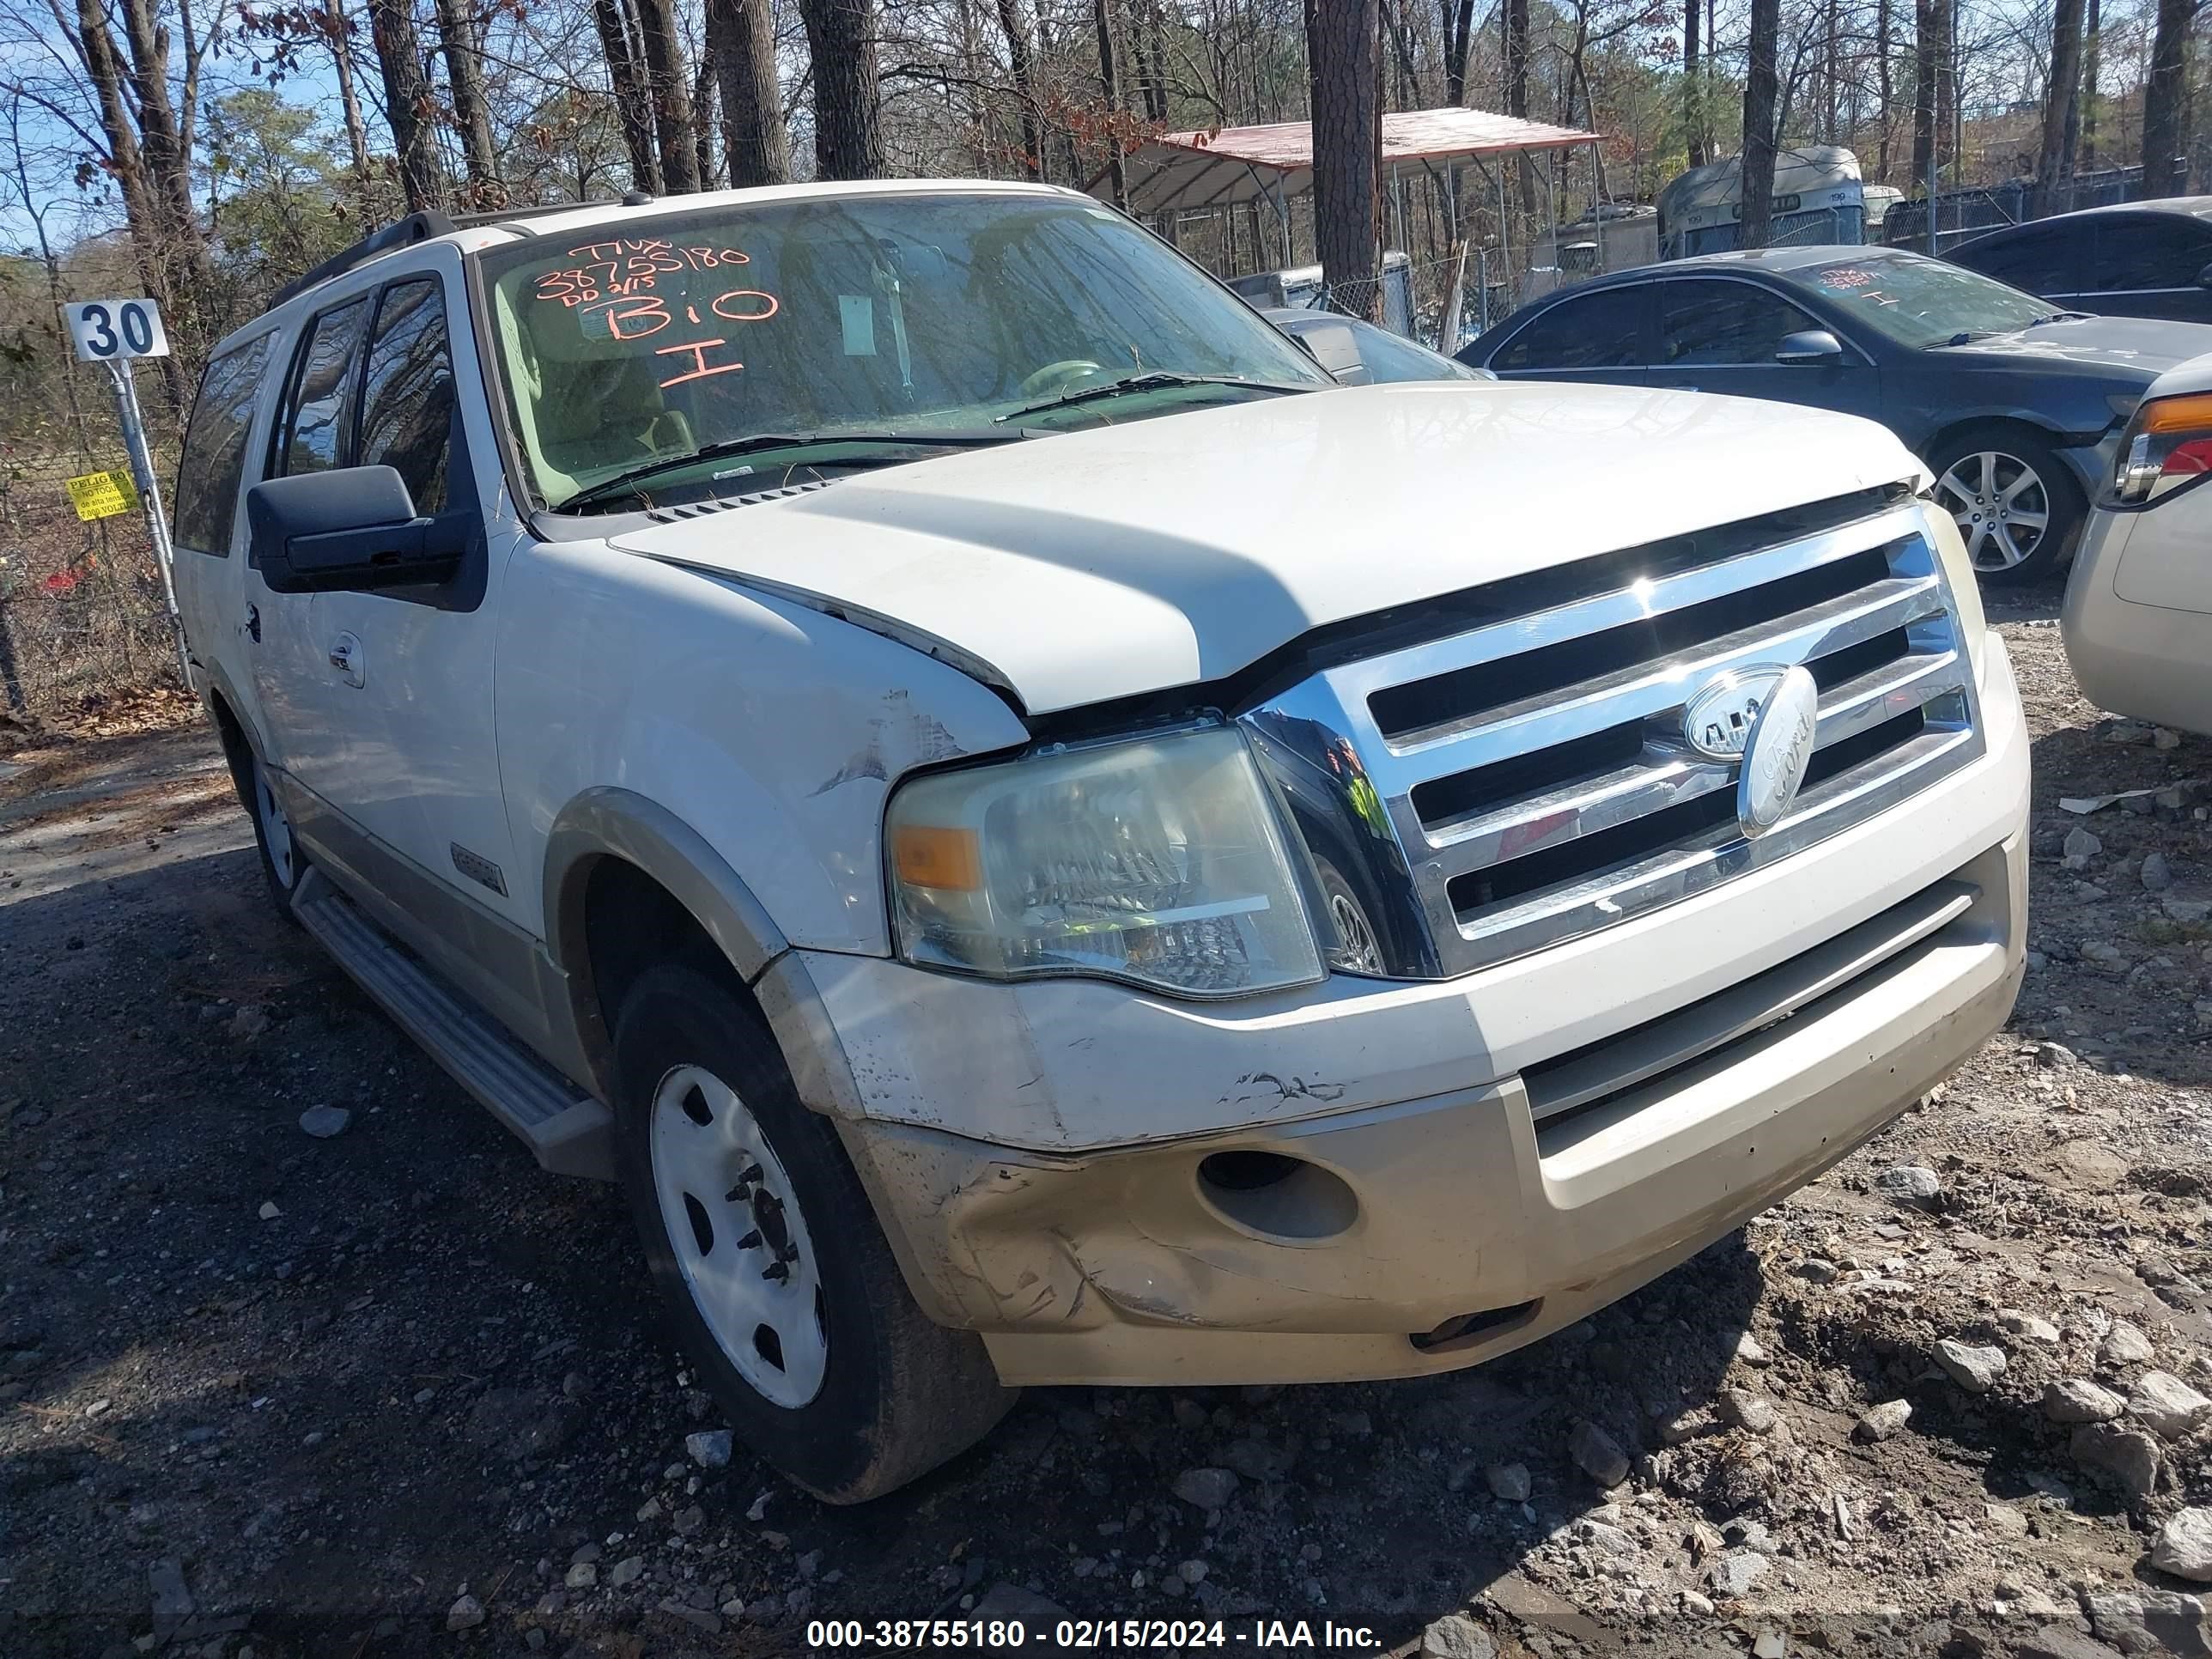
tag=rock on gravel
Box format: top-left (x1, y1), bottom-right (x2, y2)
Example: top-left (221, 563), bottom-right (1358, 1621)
top-left (1419, 1613), bottom-right (1496, 1659)
top-left (2131, 1371), bottom-right (2212, 1440)
top-left (607, 1554), bottom-right (646, 1589)
top-left (1708, 1550), bottom-right (1770, 1597)
top-left (2153, 1510), bottom-right (2212, 1583)
top-left (1875, 1164), bottom-right (1942, 1202)
top-left (1569, 1420), bottom-right (1630, 1488)
top-left (447, 1594), bottom-right (485, 1631)
top-left (2071, 1424), bottom-right (2161, 1500)
top-left (1719, 1389), bottom-right (1778, 1434)
top-left (2063, 827), bottom-right (2103, 871)
top-left (2106, 1322), bottom-right (2157, 1367)
top-left (1999, 1309), bottom-right (2061, 1344)
top-left (2045, 1379), bottom-right (2129, 1424)
top-left (1173, 1467), bottom-right (1238, 1510)
top-left (1935, 1339), bottom-right (2008, 1392)
top-left (1486, 1462), bottom-right (1531, 1502)
top-left (297, 1103), bottom-right (351, 1138)
top-left (1857, 1399), bottom-right (1913, 1441)
top-left (2084, 1589), bottom-right (2212, 1655)
top-left (684, 1429), bottom-right (732, 1468)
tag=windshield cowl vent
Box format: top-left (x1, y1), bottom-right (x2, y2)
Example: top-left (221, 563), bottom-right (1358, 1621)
top-left (644, 479), bottom-right (833, 522)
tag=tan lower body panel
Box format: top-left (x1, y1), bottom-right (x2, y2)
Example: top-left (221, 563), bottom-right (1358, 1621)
top-left (837, 831), bottom-right (2025, 1389)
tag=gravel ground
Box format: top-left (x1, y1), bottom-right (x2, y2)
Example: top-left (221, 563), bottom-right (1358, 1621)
top-left (3, 597), bottom-right (2211, 1659)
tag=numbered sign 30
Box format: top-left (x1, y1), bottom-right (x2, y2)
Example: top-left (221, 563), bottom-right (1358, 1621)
top-left (63, 298), bottom-right (170, 363)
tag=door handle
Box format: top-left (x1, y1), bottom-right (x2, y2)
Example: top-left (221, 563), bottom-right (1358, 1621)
top-left (328, 632), bottom-right (365, 688)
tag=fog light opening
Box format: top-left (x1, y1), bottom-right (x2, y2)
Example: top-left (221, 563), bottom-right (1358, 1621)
top-left (1195, 1151), bottom-right (1358, 1242)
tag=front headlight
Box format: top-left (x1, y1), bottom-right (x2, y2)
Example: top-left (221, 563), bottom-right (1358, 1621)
top-left (2112, 391), bottom-right (2212, 504)
top-left (886, 727), bottom-right (1324, 998)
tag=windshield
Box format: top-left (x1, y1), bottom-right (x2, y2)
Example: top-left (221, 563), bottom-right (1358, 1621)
top-left (1798, 252), bottom-right (2052, 347)
top-left (479, 191), bottom-right (1328, 508)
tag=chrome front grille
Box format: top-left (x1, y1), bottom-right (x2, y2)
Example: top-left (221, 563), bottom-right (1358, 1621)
top-left (1241, 494), bottom-right (1984, 980)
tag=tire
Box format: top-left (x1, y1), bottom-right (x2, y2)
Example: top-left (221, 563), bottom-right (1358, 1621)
top-left (611, 962), bottom-right (1016, 1503)
top-left (1926, 428), bottom-right (2084, 585)
top-left (218, 722), bottom-right (303, 922)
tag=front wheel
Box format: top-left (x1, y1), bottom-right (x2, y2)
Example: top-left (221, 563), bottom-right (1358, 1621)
top-left (611, 963), bottom-right (1015, 1503)
top-left (1927, 429), bottom-right (2084, 585)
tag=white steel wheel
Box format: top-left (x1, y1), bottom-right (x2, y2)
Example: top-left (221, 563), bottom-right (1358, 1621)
top-left (647, 1063), bottom-right (828, 1408)
top-left (1935, 448), bottom-right (2053, 573)
top-left (252, 755), bottom-right (297, 890)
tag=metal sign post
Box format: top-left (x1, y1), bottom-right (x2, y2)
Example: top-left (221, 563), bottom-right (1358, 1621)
top-left (60, 298), bottom-right (189, 685)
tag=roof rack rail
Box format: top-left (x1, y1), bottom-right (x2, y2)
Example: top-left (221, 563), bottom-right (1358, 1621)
top-left (270, 209), bottom-right (455, 308)
top-left (447, 197), bottom-right (634, 231)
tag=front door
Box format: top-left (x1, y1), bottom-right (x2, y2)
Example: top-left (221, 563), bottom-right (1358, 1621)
top-left (253, 251), bottom-right (522, 946)
top-left (1644, 277), bottom-right (1887, 426)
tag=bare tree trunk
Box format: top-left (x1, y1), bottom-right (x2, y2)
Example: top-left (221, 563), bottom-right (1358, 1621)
top-left (1305, 0), bottom-right (1379, 313)
top-left (368, 0), bottom-right (449, 210)
top-left (2081, 0), bottom-right (2101, 169)
top-left (2036, 0), bottom-right (2084, 212)
top-left (1092, 0), bottom-right (1128, 205)
top-left (1932, 0), bottom-right (1954, 183)
top-left (708, 0), bottom-right (790, 185)
top-left (592, 0), bottom-right (662, 191)
top-left (2142, 0), bottom-right (2195, 194)
top-left (1911, 0), bottom-right (1936, 193)
top-left (693, 55), bottom-right (717, 182)
top-left (434, 0), bottom-right (500, 191)
top-left (796, 0), bottom-right (885, 179)
top-left (1822, 0), bottom-right (1838, 139)
top-left (1875, 0), bottom-right (1892, 178)
top-left (1740, 0), bottom-right (1780, 246)
top-left (634, 0), bottom-right (701, 191)
top-left (1683, 0), bottom-right (1702, 166)
top-left (325, 0), bottom-right (374, 178)
top-left (1442, 0), bottom-right (1475, 103)
top-left (994, 0), bottom-right (1045, 176)
top-left (1504, 0), bottom-right (1534, 213)
top-left (71, 0), bottom-right (190, 410)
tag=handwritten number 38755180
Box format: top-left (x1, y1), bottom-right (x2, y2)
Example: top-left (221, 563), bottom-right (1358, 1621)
top-left (532, 241), bottom-right (780, 390)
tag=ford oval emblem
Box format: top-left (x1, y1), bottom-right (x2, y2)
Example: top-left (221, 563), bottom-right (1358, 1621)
top-left (1735, 664), bottom-right (1821, 837)
top-left (1682, 667), bottom-right (1789, 761)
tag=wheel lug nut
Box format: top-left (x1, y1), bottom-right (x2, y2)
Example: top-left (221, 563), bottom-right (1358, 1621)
top-left (761, 1261), bottom-right (790, 1282)
top-left (739, 1163), bottom-right (763, 1184)
top-left (736, 1229), bottom-right (763, 1249)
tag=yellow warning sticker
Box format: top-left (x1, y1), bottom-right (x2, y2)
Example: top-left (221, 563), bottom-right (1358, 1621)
top-left (64, 470), bottom-right (137, 521)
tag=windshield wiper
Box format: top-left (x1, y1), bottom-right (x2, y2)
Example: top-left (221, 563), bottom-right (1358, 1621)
top-left (1933, 331), bottom-right (1998, 347)
top-left (2027, 311), bottom-right (2095, 325)
top-left (559, 429), bottom-right (1018, 510)
top-left (992, 370), bottom-right (1316, 424)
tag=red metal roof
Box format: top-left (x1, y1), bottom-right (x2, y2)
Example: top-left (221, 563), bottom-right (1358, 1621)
top-left (1106, 106), bottom-right (1602, 216)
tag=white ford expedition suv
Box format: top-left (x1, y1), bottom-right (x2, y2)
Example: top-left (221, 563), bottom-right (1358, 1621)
top-left (170, 180), bottom-right (2027, 1502)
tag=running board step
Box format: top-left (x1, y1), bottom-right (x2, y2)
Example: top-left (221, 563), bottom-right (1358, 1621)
top-left (292, 867), bottom-right (614, 1179)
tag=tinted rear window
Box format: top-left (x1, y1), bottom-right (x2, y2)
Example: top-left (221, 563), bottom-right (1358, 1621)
top-left (172, 334), bottom-right (274, 556)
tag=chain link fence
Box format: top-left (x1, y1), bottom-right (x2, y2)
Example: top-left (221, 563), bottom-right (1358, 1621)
top-left (0, 468), bottom-right (179, 724)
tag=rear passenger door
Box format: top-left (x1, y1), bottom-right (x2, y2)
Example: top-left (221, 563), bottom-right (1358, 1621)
top-left (1646, 277), bottom-right (1886, 425)
top-left (1480, 285), bottom-right (1651, 387)
top-left (2087, 215), bottom-right (2212, 322)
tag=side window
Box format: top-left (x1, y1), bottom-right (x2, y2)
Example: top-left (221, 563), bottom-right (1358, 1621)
top-left (2094, 218), bottom-right (2212, 291)
top-left (358, 279), bottom-right (456, 514)
top-left (171, 334), bottom-right (273, 556)
top-left (273, 296), bottom-right (373, 476)
top-left (1659, 282), bottom-right (1821, 367)
top-left (1492, 288), bottom-right (1646, 370)
top-left (1960, 227), bottom-right (2081, 295)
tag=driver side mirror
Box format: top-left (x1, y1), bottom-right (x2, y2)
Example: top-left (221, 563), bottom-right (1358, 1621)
top-left (246, 466), bottom-right (464, 596)
top-left (1776, 329), bottom-right (1845, 365)
top-left (2195, 262), bottom-right (2212, 290)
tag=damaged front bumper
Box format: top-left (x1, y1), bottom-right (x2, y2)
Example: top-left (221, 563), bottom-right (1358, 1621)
top-left (803, 644), bottom-right (2030, 1389)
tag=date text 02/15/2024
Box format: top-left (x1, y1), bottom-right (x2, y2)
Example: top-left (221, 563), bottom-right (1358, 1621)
top-left (804, 1620), bottom-right (1387, 1651)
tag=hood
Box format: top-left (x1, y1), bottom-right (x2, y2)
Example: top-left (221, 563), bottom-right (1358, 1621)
top-left (609, 382), bottom-right (1922, 716)
top-left (1936, 314), bottom-right (2212, 379)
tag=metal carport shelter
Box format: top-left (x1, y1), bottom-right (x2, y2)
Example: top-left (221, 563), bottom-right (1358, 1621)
top-left (1097, 106), bottom-right (1607, 304)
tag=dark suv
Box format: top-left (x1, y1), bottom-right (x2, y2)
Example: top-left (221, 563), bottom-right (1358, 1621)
top-left (1948, 198), bottom-right (2212, 325)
